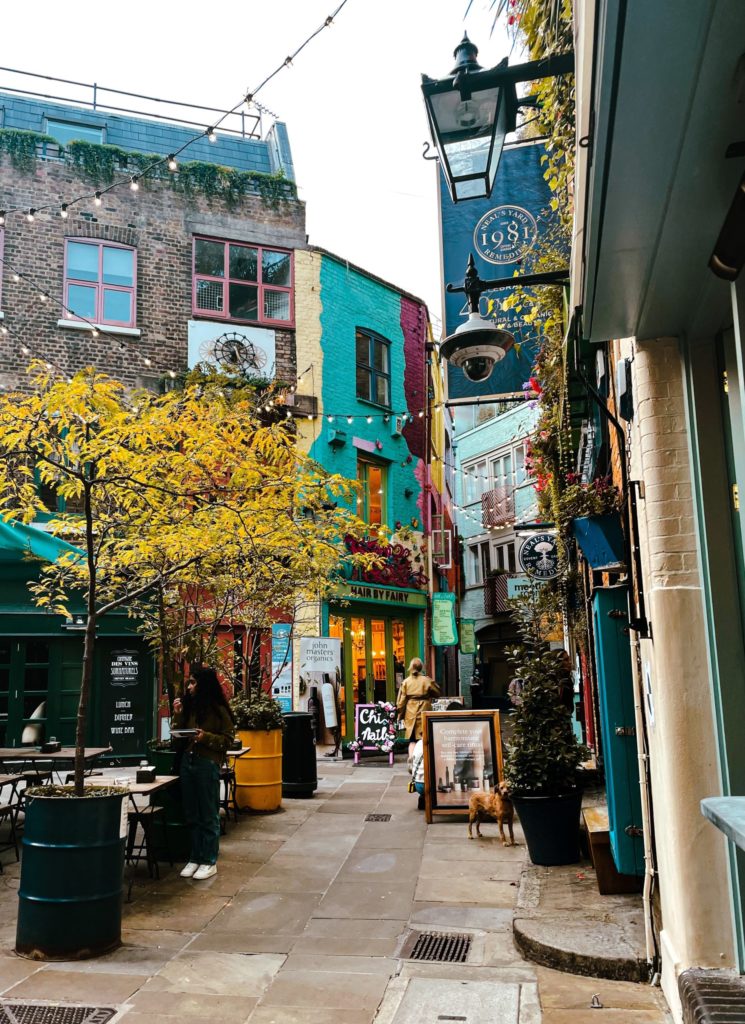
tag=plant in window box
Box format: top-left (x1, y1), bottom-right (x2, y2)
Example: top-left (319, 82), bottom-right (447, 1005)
top-left (560, 475), bottom-right (625, 571)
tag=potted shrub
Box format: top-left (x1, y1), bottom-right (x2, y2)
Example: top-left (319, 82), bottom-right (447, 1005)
top-left (230, 690), bottom-right (285, 812)
top-left (504, 611), bottom-right (589, 866)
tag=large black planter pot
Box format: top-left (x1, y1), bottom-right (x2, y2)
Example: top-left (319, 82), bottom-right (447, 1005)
top-left (512, 790), bottom-right (583, 866)
top-left (16, 790), bottom-right (126, 960)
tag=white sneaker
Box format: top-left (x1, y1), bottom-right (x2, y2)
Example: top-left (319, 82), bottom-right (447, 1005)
top-left (180, 862), bottom-right (199, 878)
top-left (193, 863), bottom-right (217, 880)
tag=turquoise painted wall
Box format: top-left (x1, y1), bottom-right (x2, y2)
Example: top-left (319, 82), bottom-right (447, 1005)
top-left (310, 255), bottom-right (425, 532)
top-left (455, 403), bottom-right (540, 544)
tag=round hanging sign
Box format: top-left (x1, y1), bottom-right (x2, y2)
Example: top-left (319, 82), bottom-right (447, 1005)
top-left (518, 533), bottom-right (560, 580)
top-left (473, 204), bottom-right (539, 265)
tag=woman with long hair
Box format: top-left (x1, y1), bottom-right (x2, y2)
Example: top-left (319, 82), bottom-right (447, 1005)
top-left (396, 657), bottom-right (440, 756)
top-left (172, 667), bottom-right (235, 880)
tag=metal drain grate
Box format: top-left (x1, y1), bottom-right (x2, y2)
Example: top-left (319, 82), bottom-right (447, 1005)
top-left (0, 1005), bottom-right (117, 1024)
top-left (403, 930), bottom-right (472, 963)
top-left (365, 813), bottom-right (391, 822)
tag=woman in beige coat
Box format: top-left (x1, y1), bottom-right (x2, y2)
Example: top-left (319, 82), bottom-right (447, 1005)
top-left (396, 658), bottom-right (440, 754)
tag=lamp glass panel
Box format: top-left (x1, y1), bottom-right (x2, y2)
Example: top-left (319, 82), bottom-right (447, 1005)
top-left (429, 82), bottom-right (501, 181)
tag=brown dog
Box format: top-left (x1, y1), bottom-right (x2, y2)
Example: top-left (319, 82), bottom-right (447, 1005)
top-left (467, 782), bottom-right (515, 845)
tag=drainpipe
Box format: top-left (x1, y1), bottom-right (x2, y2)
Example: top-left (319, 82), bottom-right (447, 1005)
top-left (424, 324), bottom-right (436, 680)
top-left (576, 364), bottom-right (659, 977)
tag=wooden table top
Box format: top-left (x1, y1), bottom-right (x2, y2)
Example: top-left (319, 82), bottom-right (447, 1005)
top-left (86, 774), bottom-right (179, 796)
top-left (0, 774), bottom-right (21, 789)
top-left (0, 746), bottom-right (111, 762)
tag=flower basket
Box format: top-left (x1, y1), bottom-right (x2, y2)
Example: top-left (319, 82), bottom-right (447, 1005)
top-left (572, 513), bottom-right (625, 570)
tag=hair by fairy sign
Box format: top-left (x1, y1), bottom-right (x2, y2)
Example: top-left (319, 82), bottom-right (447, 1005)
top-left (349, 702), bottom-right (397, 765)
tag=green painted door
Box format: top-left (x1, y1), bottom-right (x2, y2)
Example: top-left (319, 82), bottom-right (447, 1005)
top-left (591, 585), bottom-right (644, 876)
top-left (0, 638), bottom-right (82, 748)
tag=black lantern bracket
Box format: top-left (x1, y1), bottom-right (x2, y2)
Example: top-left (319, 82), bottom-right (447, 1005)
top-left (446, 254), bottom-right (569, 309)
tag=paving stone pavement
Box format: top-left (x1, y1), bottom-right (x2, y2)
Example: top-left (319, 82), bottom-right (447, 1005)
top-left (0, 761), bottom-right (672, 1024)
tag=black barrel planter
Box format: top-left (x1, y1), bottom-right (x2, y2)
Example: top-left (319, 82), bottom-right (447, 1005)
top-left (512, 789), bottom-right (583, 866)
top-left (16, 789), bottom-right (126, 960)
top-left (282, 712), bottom-right (317, 798)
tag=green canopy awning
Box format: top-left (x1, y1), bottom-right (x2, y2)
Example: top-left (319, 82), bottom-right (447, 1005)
top-left (0, 519), bottom-right (82, 563)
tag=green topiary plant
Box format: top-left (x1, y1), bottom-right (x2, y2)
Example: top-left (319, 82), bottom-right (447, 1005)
top-left (230, 690), bottom-right (285, 731)
top-left (504, 588), bottom-right (589, 796)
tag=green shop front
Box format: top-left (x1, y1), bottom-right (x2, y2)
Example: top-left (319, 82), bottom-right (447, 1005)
top-left (325, 582), bottom-right (427, 740)
top-left (0, 520), bottom-right (154, 761)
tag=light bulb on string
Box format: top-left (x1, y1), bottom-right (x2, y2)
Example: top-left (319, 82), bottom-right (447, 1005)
top-left (20, 345), bottom-right (29, 356)
top-left (91, 328), bottom-right (99, 338)
top-left (0, 326), bottom-right (6, 335)
top-left (168, 370), bottom-right (176, 379)
top-left (130, 176), bottom-right (139, 192)
top-left (94, 192), bottom-right (102, 207)
top-left (26, 209), bottom-right (35, 223)
top-left (0, 211), bottom-right (6, 225)
top-left (346, 416), bottom-right (353, 425)
top-left (327, 415), bottom-right (334, 423)
top-left (366, 416), bottom-right (372, 424)
top-left (418, 410), bottom-right (425, 418)
top-left (60, 204), bottom-right (69, 219)
top-left (39, 293), bottom-right (47, 303)
top-left (167, 155), bottom-right (178, 172)
top-left (207, 127), bottom-right (217, 142)
top-left (12, 274), bottom-right (19, 283)
top-left (143, 357), bottom-right (152, 367)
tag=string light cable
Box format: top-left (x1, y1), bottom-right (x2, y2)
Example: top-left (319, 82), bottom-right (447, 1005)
top-left (0, 0), bottom-right (352, 224)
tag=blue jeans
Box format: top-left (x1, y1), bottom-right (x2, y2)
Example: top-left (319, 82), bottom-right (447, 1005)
top-left (180, 753), bottom-right (220, 865)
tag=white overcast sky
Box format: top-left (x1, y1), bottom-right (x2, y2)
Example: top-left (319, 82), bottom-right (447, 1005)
top-left (2, 0), bottom-right (513, 326)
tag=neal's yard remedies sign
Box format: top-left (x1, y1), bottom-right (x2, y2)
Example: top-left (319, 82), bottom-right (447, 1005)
top-left (102, 649), bottom-right (147, 756)
top-left (440, 141), bottom-right (560, 401)
top-left (518, 533), bottom-right (560, 580)
top-left (351, 703), bottom-right (396, 765)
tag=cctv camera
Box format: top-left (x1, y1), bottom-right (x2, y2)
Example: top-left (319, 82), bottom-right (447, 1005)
top-left (439, 314), bottom-right (515, 381)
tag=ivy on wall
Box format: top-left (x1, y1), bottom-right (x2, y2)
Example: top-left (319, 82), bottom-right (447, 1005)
top-left (0, 129), bottom-right (58, 172)
top-left (0, 130), bottom-right (297, 210)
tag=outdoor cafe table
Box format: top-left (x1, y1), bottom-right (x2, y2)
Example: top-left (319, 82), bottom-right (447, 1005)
top-left (0, 746), bottom-right (112, 783)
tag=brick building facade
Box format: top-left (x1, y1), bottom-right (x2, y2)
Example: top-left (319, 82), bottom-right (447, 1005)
top-left (0, 91), bottom-right (304, 390)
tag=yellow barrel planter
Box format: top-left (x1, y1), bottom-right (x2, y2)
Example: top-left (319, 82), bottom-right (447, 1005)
top-left (230, 690), bottom-right (286, 814)
top-left (234, 727), bottom-right (283, 812)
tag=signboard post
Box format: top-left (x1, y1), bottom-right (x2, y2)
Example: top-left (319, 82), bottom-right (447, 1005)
top-left (351, 703), bottom-right (396, 765)
top-left (421, 709), bottom-right (504, 823)
top-left (103, 649), bottom-right (147, 757)
top-left (271, 624), bottom-right (293, 712)
top-left (432, 593), bottom-right (458, 646)
top-left (459, 619), bottom-right (477, 655)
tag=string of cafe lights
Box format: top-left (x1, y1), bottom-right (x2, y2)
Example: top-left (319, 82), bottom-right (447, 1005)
top-left (0, 1), bottom-right (351, 227)
top-left (0, 2), bottom-right (353, 382)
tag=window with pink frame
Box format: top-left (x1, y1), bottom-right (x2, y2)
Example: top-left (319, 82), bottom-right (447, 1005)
top-left (192, 237), bottom-right (293, 325)
top-left (64, 240), bottom-right (136, 327)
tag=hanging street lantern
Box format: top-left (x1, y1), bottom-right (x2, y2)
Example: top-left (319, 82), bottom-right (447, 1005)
top-left (421, 34), bottom-right (574, 203)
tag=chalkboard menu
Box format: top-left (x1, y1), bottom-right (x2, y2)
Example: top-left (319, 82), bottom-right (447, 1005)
top-left (101, 649), bottom-right (147, 756)
top-left (351, 703), bottom-right (396, 765)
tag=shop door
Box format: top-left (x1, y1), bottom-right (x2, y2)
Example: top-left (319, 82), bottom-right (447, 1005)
top-left (331, 612), bottom-right (416, 739)
top-left (591, 586), bottom-right (644, 876)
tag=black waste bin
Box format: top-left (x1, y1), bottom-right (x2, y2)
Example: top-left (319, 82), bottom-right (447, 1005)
top-left (282, 711), bottom-right (318, 798)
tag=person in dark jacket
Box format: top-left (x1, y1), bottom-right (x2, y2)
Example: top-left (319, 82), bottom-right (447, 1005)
top-left (172, 667), bottom-right (235, 880)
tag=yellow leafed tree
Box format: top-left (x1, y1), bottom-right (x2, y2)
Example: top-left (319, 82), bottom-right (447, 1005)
top-left (0, 363), bottom-right (372, 793)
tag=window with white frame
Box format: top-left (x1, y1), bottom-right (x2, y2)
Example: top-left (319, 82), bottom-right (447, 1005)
top-left (493, 540), bottom-right (516, 573)
top-left (463, 459), bottom-right (487, 504)
top-left (467, 540), bottom-right (492, 586)
top-left (64, 240), bottom-right (136, 327)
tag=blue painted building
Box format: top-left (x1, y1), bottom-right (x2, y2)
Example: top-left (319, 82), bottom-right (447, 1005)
top-left (293, 247), bottom-right (452, 738)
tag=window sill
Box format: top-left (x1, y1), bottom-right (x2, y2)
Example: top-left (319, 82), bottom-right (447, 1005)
top-left (191, 312), bottom-right (294, 330)
top-left (356, 396), bottom-right (393, 414)
top-left (57, 320), bottom-right (142, 338)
